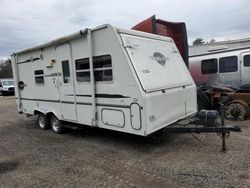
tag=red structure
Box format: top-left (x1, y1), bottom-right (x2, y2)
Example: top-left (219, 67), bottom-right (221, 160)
top-left (132, 15), bottom-right (189, 67)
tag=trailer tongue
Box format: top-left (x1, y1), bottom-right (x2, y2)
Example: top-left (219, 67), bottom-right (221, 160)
top-left (165, 105), bottom-right (241, 151)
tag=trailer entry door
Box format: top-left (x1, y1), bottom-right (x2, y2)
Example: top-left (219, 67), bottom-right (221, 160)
top-left (56, 44), bottom-right (77, 121)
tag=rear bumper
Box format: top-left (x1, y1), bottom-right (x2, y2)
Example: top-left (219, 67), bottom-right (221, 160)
top-left (145, 111), bottom-right (197, 136)
top-left (144, 84), bottom-right (197, 135)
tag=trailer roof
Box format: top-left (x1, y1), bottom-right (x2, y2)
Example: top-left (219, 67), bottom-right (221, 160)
top-left (189, 37), bottom-right (250, 57)
top-left (12, 24), bottom-right (173, 56)
top-left (12, 24), bottom-right (109, 55)
top-left (116, 28), bottom-right (173, 42)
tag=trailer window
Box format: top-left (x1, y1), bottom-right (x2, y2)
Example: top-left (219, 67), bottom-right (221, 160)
top-left (243, 55), bottom-right (250, 67)
top-left (62, 60), bottom-right (71, 83)
top-left (93, 55), bottom-right (112, 81)
top-left (219, 56), bottom-right (238, 73)
top-left (75, 55), bottom-right (112, 82)
top-left (34, 70), bottom-right (44, 84)
top-left (201, 59), bottom-right (218, 74)
top-left (75, 58), bottom-right (90, 82)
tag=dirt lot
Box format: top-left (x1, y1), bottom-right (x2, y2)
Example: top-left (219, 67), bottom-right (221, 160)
top-left (0, 96), bottom-right (249, 187)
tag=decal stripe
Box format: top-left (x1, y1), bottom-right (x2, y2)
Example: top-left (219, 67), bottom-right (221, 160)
top-left (19, 98), bottom-right (136, 109)
top-left (44, 73), bottom-right (61, 77)
top-left (65, 94), bottom-right (130, 98)
top-left (17, 57), bottom-right (41, 64)
top-left (20, 98), bottom-right (60, 103)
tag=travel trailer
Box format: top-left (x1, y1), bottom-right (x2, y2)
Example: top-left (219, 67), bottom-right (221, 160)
top-left (11, 24), bottom-right (197, 135)
top-left (188, 40), bottom-right (250, 113)
top-left (189, 39), bottom-right (250, 89)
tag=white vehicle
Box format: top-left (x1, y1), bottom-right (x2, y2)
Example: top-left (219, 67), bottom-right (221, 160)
top-left (0, 79), bottom-right (15, 96)
top-left (11, 25), bottom-right (197, 135)
top-left (189, 39), bottom-right (250, 89)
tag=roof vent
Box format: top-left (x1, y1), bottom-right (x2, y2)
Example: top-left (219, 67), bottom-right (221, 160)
top-left (208, 45), bottom-right (228, 52)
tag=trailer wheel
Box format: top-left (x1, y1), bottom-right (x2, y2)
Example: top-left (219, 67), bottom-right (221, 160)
top-left (50, 115), bottom-right (64, 134)
top-left (37, 113), bottom-right (50, 130)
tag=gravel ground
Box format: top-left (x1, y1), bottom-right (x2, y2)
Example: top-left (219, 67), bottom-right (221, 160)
top-left (0, 96), bottom-right (249, 187)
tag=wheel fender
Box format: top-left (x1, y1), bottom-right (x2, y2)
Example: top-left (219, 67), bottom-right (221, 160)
top-left (34, 108), bottom-right (60, 119)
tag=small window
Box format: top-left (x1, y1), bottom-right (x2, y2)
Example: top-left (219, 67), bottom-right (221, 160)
top-left (34, 70), bottom-right (44, 84)
top-left (75, 58), bottom-right (90, 82)
top-left (62, 60), bottom-right (71, 83)
top-left (93, 55), bottom-right (112, 81)
top-left (244, 55), bottom-right (250, 67)
top-left (75, 55), bottom-right (113, 82)
top-left (201, 59), bottom-right (218, 74)
top-left (219, 56), bottom-right (238, 73)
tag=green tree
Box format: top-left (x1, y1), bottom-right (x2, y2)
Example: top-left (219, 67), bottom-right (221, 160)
top-left (192, 38), bottom-right (205, 46)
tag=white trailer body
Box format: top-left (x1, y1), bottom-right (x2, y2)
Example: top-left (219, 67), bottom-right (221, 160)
top-left (11, 25), bottom-right (197, 136)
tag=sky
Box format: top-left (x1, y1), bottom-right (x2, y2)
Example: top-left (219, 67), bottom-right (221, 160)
top-left (0, 0), bottom-right (250, 58)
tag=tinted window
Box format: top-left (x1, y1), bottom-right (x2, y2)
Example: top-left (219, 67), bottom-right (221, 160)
top-left (75, 55), bottom-right (112, 82)
top-left (2, 80), bottom-right (14, 86)
top-left (94, 55), bottom-right (112, 69)
top-left (244, 55), bottom-right (250, 67)
top-left (201, 59), bottom-right (218, 74)
top-left (76, 58), bottom-right (89, 70)
top-left (75, 58), bottom-right (90, 82)
top-left (219, 56), bottom-right (238, 73)
top-left (93, 55), bottom-right (112, 81)
top-left (34, 70), bottom-right (44, 75)
top-left (62, 60), bottom-right (70, 84)
top-left (34, 70), bottom-right (44, 84)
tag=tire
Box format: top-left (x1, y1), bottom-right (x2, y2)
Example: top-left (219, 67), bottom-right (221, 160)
top-left (37, 113), bottom-right (50, 130)
top-left (197, 96), bottom-right (206, 111)
top-left (226, 102), bottom-right (248, 121)
top-left (0, 90), bottom-right (2, 96)
top-left (50, 115), bottom-right (64, 134)
top-left (197, 91), bottom-right (211, 111)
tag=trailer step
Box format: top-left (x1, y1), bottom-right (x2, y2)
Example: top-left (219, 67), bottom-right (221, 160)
top-left (61, 123), bottom-right (82, 130)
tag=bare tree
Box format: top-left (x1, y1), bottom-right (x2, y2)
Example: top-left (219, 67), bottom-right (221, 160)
top-left (209, 39), bottom-right (216, 44)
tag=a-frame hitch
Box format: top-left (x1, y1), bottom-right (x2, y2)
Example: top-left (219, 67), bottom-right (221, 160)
top-left (165, 104), bottom-right (241, 151)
